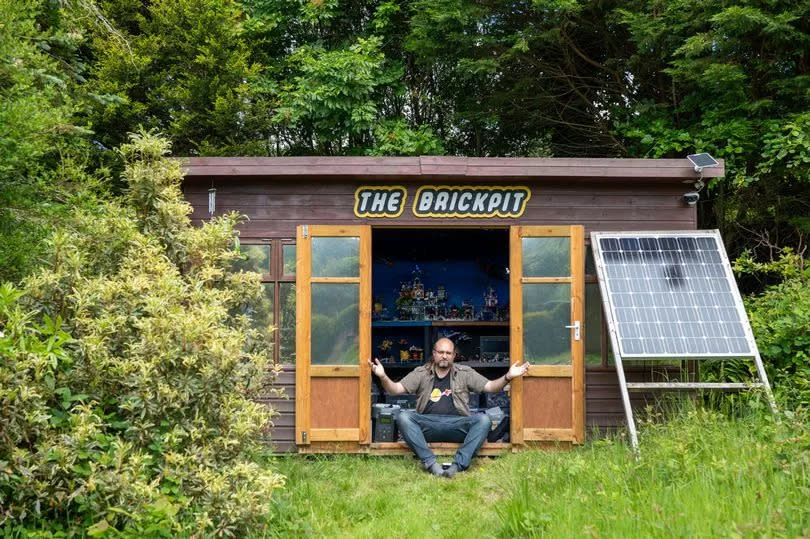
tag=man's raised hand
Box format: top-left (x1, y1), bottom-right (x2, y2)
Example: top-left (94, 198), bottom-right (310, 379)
top-left (508, 361), bottom-right (530, 380)
top-left (368, 358), bottom-right (386, 378)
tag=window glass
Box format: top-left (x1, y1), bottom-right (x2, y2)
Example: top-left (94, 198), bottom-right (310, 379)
top-left (523, 284), bottom-right (570, 364)
top-left (244, 283), bottom-right (274, 344)
top-left (283, 244), bottom-right (296, 275)
top-left (234, 244), bottom-right (271, 274)
top-left (585, 245), bottom-right (596, 276)
top-left (312, 237), bottom-right (359, 277)
top-left (522, 237), bottom-right (570, 277)
top-left (279, 282), bottom-right (296, 364)
top-left (311, 283), bottom-right (358, 364)
top-left (585, 283), bottom-right (603, 364)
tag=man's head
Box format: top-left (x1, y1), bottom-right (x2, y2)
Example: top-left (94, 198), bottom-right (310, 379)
top-left (432, 338), bottom-right (456, 370)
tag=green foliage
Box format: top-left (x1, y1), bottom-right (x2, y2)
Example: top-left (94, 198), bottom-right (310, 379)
top-left (613, 0), bottom-right (810, 254)
top-left (498, 407), bottom-right (810, 537)
top-left (273, 36), bottom-right (403, 154)
top-left (405, 0), bottom-right (631, 156)
top-left (734, 250), bottom-right (810, 406)
top-left (0, 0), bottom-right (98, 281)
top-left (1, 132), bottom-right (283, 534)
top-left (87, 0), bottom-right (265, 155)
top-left (367, 119), bottom-right (445, 156)
top-left (756, 112), bottom-right (810, 186)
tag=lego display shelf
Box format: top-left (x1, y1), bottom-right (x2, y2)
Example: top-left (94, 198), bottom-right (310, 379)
top-left (372, 320), bottom-right (509, 327)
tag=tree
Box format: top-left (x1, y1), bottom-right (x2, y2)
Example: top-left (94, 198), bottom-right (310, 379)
top-left (87, 0), bottom-right (267, 155)
top-left (0, 0), bottom-right (96, 281)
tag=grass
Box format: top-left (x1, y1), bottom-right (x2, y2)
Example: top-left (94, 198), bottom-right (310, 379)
top-left (253, 402), bottom-right (810, 538)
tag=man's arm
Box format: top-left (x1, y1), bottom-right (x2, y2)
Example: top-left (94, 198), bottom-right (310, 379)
top-left (483, 361), bottom-right (530, 393)
top-left (368, 358), bottom-right (407, 395)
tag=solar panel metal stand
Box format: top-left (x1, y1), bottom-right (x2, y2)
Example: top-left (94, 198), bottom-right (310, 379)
top-left (614, 350), bottom-right (777, 454)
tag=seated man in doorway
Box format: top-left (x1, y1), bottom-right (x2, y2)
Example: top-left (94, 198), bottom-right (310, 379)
top-left (369, 337), bottom-right (529, 478)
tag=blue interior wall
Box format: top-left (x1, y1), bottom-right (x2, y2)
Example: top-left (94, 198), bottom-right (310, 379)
top-left (371, 228), bottom-right (510, 317)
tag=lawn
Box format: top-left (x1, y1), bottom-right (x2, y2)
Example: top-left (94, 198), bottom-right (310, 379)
top-left (254, 406), bottom-right (810, 538)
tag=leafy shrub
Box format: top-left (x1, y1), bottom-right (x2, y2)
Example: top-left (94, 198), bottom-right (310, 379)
top-left (1, 131), bottom-right (283, 534)
top-left (734, 250), bottom-right (810, 406)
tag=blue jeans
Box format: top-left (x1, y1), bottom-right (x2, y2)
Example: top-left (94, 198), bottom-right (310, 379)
top-left (396, 410), bottom-right (492, 470)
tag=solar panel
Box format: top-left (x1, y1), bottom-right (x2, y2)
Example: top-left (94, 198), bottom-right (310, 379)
top-left (687, 153), bottom-right (719, 169)
top-left (591, 230), bottom-right (757, 358)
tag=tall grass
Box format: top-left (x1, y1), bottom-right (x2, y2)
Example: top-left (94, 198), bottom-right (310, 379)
top-left (256, 401), bottom-right (809, 538)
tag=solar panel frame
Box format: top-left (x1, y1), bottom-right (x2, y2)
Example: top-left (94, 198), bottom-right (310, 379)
top-left (591, 230), bottom-right (758, 359)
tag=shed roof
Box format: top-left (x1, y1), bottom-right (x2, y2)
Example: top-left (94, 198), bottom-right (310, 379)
top-left (182, 156), bottom-right (724, 183)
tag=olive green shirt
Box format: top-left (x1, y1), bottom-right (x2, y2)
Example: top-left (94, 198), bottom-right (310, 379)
top-left (399, 363), bottom-right (488, 416)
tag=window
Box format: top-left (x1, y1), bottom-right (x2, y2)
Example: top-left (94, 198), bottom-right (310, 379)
top-left (237, 239), bottom-right (296, 364)
top-left (585, 243), bottom-right (612, 367)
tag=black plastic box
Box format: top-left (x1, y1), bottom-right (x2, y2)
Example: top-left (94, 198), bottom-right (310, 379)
top-left (372, 403), bottom-right (401, 442)
top-left (386, 394), bottom-right (417, 409)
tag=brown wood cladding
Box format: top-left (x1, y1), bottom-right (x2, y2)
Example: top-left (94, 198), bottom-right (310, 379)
top-left (257, 366), bottom-right (296, 453)
top-left (185, 179), bottom-right (697, 238)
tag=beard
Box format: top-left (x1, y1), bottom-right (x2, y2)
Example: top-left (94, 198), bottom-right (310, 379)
top-left (436, 358), bottom-right (451, 369)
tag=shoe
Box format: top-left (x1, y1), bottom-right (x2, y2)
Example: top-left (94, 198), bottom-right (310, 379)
top-left (442, 464), bottom-right (459, 478)
top-left (426, 462), bottom-right (444, 477)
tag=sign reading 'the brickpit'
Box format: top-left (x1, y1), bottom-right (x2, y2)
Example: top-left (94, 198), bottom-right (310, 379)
top-left (354, 185), bottom-right (531, 218)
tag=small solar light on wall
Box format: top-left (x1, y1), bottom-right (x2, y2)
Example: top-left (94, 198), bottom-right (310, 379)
top-left (208, 185), bottom-right (216, 216)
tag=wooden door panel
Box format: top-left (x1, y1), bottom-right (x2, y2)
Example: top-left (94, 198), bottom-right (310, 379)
top-left (311, 378), bottom-right (359, 428)
top-left (522, 378), bottom-right (573, 429)
top-left (296, 225), bottom-right (371, 447)
top-left (510, 225), bottom-right (585, 445)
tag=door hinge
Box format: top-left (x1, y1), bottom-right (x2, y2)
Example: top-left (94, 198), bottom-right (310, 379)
top-left (302, 431), bottom-right (307, 443)
top-left (302, 225), bottom-right (309, 239)
top-left (565, 320), bottom-right (581, 341)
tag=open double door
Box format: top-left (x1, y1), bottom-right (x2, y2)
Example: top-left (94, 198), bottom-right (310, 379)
top-left (295, 225), bottom-right (584, 451)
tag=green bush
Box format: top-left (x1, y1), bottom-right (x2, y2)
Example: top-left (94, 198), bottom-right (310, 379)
top-left (735, 250), bottom-right (810, 406)
top-left (0, 131), bottom-right (283, 534)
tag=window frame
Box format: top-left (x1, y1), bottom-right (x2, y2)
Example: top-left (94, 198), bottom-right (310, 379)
top-left (241, 238), bottom-right (296, 365)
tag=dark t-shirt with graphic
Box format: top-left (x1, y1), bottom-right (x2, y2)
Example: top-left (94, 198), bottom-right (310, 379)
top-left (423, 374), bottom-right (458, 415)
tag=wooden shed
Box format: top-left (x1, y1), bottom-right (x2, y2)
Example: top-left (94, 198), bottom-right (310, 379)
top-left (181, 157), bottom-right (723, 454)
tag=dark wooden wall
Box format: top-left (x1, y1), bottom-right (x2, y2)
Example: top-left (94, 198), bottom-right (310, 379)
top-left (182, 176), bottom-right (697, 451)
top-left (183, 178), bottom-right (696, 236)
top-left (257, 366), bottom-right (296, 453)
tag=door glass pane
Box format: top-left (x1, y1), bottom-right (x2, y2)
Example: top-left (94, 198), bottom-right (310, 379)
top-left (585, 283), bottom-right (602, 365)
top-left (279, 282), bottom-right (296, 364)
top-left (234, 244), bottom-right (271, 274)
top-left (312, 237), bottom-right (359, 277)
top-left (283, 244), bottom-right (296, 276)
top-left (523, 284), bottom-right (570, 364)
top-left (312, 283), bottom-right (359, 364)
top-left (522, 237), bottom-right (570, 277)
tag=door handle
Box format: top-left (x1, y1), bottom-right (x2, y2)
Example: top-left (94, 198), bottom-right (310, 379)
top-left (564, 320), bottom-right (581, 341)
